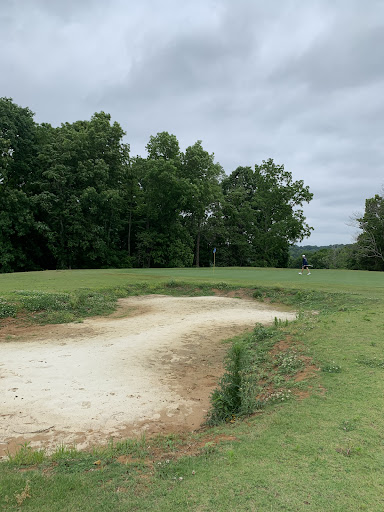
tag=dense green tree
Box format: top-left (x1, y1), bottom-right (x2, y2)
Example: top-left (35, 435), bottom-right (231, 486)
top-left (0, 97), bottom-right (37, 189)
top-left (219, 160), bottom-right (313, 267)
top-left (0, 98), bottom-right (316, 272)
top-left (356, 193), bottom-right (384, 270)
top-left (145, 132), bottom-right (180, 161)
top-left (0, 98), bottom-right (39, 272)
top-left (33, 113), bottom-right (130, 269)
top-left (0, 188), bottom-right (35, 272)
top-left (134, 133), bottom-right (193, 267)
top-left (180, 141), bottom-right (224, 266)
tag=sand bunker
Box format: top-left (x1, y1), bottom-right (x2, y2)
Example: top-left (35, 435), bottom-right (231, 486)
top-left (0, 295), bottom-right (296, 456)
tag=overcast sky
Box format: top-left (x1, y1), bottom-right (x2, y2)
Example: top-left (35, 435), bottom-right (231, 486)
top-left (2, 0), bottom-right (383, 246)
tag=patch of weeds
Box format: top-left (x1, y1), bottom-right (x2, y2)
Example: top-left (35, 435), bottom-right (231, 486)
top-left (214, 282), bottom-right (232, 291)
top-left (155, 459), bottom-right (174, 479)
top-left (14, 480), bottom-right (31, 507)
top-left (357, 357), bottom-right (384, 369)
top-left (53, 452), bottom-right (100, 474)
top-left (336, 439), bottom-right (362, 457)
top-left (51, 444), bottom-right (80, 461)
top-left (7, 289), bottom-right (117, 325)
top-left (263, 389), bottom-right (293, 405)
top-left (339, 419), bottom-right (358, 432)
top-left (248, 325), bottom-right (281, 369)
top-left (154, 434), bottom-right (181, 452)
top-left (271, 374), bottom-right (287, 387)
top-left (73, 290), bottom-right (116, 317)
top-left (165, 279), bottom-right (179, 288)
top-left (206, 322), bottom-right (300, 424)
top-left (250, 323), bottom-right (281, 348)
top-left (274, 316), bottom-right (289, 327)
top-left (95, 435), bottom-right (148, 459)
top-left (6, 442), bottom-right (45, 466)
top-left (321, 363), bottom-right (342, 373)
top-left (33, 311), bottom-right (77, 325)
top-left (274, 350), bottom-right (305, 375)
top-left (253, 288), bottom-right (264, 299)
top-left (200, 442), bottom-right (218, 456)
top-left (0, 298), bottom-right (17, 318)
top-left (253, 286), bottom-right (369, 314)
top-left (13, 290), bottom-right (72, 313)
top-left (5, 334), bottom-right (18, 340)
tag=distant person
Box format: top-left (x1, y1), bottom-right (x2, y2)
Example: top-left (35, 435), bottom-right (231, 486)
top-left (299, 254), bottom-right (311, 275)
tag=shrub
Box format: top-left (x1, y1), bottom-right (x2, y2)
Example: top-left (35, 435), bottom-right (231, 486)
top-left (206, 341), bottom-right (261, 425)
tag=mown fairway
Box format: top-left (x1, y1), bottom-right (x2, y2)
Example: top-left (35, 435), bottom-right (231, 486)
top-left (1, 268), bottom-right (384, 511)
top-left (1, 266), bottom-right (384, 297)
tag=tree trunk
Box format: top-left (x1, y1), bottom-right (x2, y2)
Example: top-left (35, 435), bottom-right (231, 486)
top-left (195, 229), bottom-right (200, 267)
top-left (127, 206), bottom-right (132, 256)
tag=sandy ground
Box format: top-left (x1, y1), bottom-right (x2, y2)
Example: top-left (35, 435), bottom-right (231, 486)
top-left (0, 295), bottom-right (296, 457)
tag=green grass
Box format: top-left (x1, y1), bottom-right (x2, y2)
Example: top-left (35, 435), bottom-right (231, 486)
top-left (0, 267), bottom-right (383, 297)
top-left (1, 267), bottom-right (384, 511)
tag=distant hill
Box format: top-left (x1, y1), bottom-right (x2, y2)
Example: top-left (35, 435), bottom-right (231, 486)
top-left (289, 244), bottom-right (349, 259)
top-left (288, 244), bottom-right (359, 270)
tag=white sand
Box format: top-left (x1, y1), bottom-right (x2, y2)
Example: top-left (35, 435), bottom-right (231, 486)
top-left (0, 295), bottom-right (296, 455)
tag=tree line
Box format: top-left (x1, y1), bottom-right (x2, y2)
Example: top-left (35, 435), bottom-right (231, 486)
top-left (297, 190), bottom-right (384, 271)
top-left (289, 244), bottom-right (360, 270)
top-left (11, 96), bottom-right (384, 273)
top-left (291, 212), bottom-right (384, 273)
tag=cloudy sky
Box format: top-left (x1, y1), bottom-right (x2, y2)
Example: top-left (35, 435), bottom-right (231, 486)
top-left (2, 0), bottom-right (383, 246)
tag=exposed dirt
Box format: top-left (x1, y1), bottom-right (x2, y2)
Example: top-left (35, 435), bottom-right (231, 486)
top-left (0, 294), bottom-right (296, 457)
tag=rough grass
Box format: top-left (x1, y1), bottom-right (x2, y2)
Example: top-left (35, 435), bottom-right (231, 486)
top-left (1, 268), bottom-right (384, 511)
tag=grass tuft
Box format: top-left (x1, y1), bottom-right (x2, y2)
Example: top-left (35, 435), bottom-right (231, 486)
top-left (6, 443), bottom-right (45, 466)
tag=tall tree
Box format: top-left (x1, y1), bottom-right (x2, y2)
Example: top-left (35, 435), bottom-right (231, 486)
top-left (220, 159), bottom-right (313, 267)
top-left (355, 192), bottom-right (384, 270)
top-left (180, 141), bottom-right (224, 266)
top-left (146, 132), bottom-right (180, 161)
top-left (0, 97), bottom-right (37, 189)
top-left (0, 98), bottom-right (39, 272)
top-left (134, 132), bottom-right (193, 267)
top-left (34, 112), bottom-right (130, 269)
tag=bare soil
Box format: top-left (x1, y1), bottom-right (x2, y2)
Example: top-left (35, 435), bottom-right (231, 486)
top-left (0, 294), bottom-right (296, 457)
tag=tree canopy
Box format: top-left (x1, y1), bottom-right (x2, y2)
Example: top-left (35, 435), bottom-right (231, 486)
top-left (0, 97), bottom-right (314, 272)
top-left (218, 161), bottom-right (313, 267)
top-left (355, 193), bottom-right (384, 271)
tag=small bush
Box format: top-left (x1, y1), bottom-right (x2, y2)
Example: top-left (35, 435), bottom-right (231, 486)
top-left (206, 341), bottom-right (260, 425)
top-left (253, 288), bottom-right (264, 299)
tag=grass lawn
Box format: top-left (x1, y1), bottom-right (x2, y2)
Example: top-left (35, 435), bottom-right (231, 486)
top-left (0, 266), bottom-right (384, 296)
top-left (1, 267), bottom-right (384, 511)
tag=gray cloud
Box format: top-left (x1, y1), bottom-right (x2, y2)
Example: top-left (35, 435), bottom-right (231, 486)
top-left (1, 0), bottom-right (383, 246)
